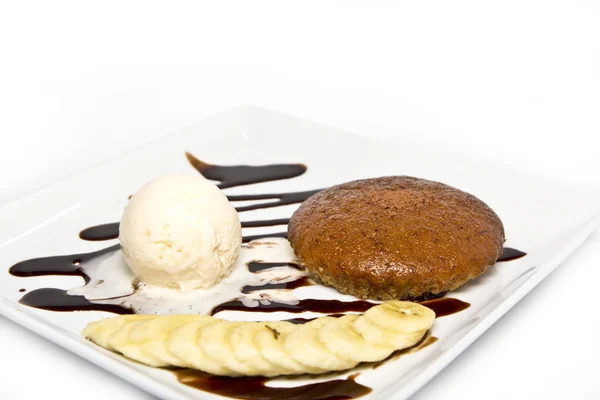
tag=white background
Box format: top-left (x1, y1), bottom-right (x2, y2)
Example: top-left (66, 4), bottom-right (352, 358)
top-left (1, 1), bottom-right (599, 399)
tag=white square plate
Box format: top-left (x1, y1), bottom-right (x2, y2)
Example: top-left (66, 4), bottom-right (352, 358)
top-left (1, 106), bottom-right (599, 400)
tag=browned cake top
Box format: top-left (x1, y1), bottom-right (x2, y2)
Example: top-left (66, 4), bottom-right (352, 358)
top-left (288, 176), bottom-right (505, 300)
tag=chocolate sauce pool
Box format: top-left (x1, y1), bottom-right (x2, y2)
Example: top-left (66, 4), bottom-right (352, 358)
top-left (173, 370), bottom-right (371, 400)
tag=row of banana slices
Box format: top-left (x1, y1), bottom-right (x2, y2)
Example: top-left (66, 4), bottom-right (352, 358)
top-left (83, 300), bottom-right (435, 377)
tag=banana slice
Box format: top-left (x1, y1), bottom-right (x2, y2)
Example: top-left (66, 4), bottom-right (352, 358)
top-left (107, 319), bottom-right (165, 366)
top-left (229, 322), bottom-right (285, 377)
top-left (199, 321), bottom-right (251, 376)
top-left (284, 317), bottom-right (358, 372)
top-left (360, 301), bottom-right (435, 334)
top-left (319, 314), bottom-right (395, 362)
top-left (256, 321), bottom-right (327, 375)
top-left (129, 315), bottom-right (207, 367)
top-left (353, 301), bottom-right (434, 348)
top-left (83, 315), bottom-right (153, 350)
top-left (164, 320), bottom-right (233, 375)
top-left (352, 318), bottom-right (426, 348)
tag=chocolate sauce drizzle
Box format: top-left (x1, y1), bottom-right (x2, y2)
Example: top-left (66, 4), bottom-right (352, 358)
top-left (230, 190), bottom-right (322, 212)
top-left (173, 370), bottom-right (371, 400)
top-left (284, 317), bottom-right (327, 325)
top-left (248, 262), bottom-right (303, 273)
top-left (79, 223), bottom-right (119, 241)
top-left (211, 297), bottom-right (470, 319)
top-left (497, 247), bottom-right (527, 262)
top-left (241, 218), bottom-right (290, 228)
top-left (9, 245), bottom-right (119, 282)
top-left (211, 298), bottom-right (375, 316)
top-left (421, 297), bottom-right (471, 317)
top-left (19, 288), bottom-right (133, 314)
top-left (242, 231), bottom-right (288, 243)
top-left (185, 152), bottom-right (308, 189)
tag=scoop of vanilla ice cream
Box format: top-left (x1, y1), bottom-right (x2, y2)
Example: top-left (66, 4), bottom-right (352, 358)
top-left (119, 174), bottom-right (241, 290)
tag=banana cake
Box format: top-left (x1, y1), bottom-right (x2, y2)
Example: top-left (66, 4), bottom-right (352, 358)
top-left (287, 176), bottom-right (505, 300)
